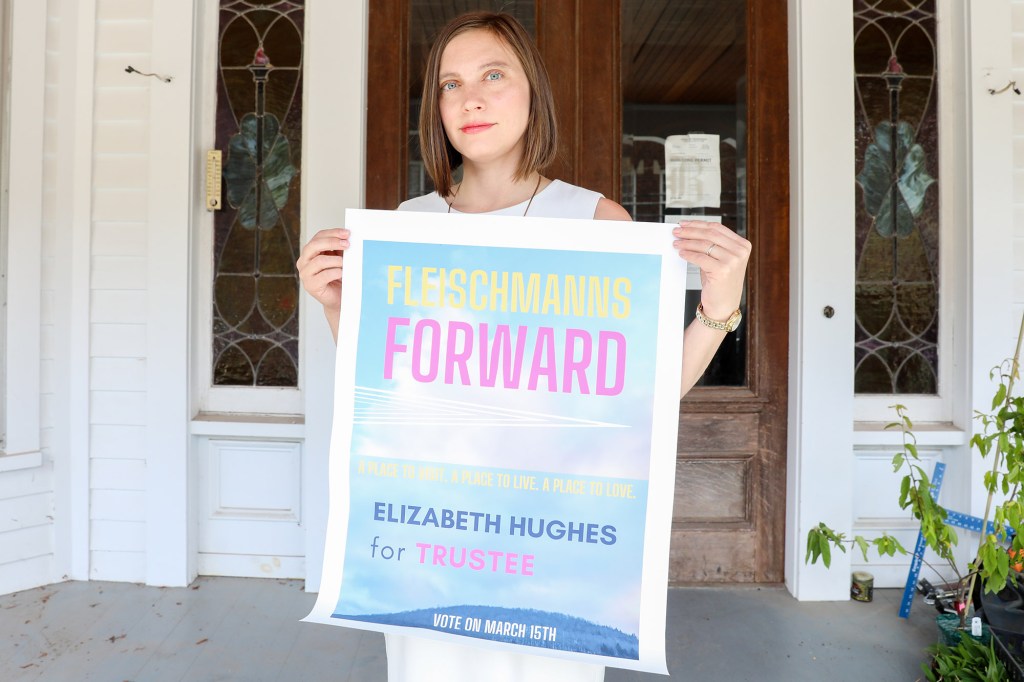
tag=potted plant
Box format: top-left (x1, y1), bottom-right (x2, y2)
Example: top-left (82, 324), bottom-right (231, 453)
top-left (922, 635), bottom-right (1008, 681)
top-left (806, 314), bottom-right (1024, 672)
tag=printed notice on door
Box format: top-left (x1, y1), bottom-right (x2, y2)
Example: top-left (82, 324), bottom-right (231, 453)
top-left (665, 133), bottom-right (721, 208)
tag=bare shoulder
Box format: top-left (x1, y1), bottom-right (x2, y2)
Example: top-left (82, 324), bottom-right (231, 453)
top-left (593, 197), bottom-right (633, 221)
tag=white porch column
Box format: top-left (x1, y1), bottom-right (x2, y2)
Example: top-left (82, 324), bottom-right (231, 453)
top-left (52, 0), bottom-right (97, 583)
top-left (145, 0), bottom-right (195, 586)
top-left (301, 0), bottom-right (368, 592)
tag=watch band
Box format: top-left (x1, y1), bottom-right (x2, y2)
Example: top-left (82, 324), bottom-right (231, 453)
top-left (695, 302), bottom-right (742, 332)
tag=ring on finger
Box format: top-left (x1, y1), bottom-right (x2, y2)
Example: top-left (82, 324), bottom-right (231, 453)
top-left (705, 243), bottom-right (717, 257)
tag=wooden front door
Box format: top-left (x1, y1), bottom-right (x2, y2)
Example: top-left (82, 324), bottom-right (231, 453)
top-left (366, 0), bottom-right (788, 584)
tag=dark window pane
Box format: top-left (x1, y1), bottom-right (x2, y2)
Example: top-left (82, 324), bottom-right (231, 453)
top-left (854, 0), bottom-right (938, 395)
top-left (214, 0), bottom-right (303, 387)
top-left (622, 0), bottom-right (748, 387)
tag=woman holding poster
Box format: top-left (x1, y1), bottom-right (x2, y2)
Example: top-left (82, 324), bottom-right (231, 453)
top-left (297, 11), bottom-right (749, 682)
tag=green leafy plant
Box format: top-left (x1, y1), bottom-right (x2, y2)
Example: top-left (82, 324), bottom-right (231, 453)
top-left (806, 314), bottom-right (1024, 633)
top-left (922, 636), bottom-right (1007, 682)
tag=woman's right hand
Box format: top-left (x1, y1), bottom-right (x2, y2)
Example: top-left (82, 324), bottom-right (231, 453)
top-left (296, 228), bottom-right (348, 311)
top-left (296, 227), bottom-right (349, 317)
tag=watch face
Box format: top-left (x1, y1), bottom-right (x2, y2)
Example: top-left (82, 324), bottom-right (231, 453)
top-left (725, 310), bottom-right (742, 331)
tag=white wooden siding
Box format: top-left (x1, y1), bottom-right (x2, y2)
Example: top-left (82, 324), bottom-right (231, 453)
top-left (0, 470), bottom-right (54, 584)
top-left (88, 0), bottom-right (153, 583)
top-left (90, 423), bottom-right (145, 459)
top-left (1014, 0), bottom-right (1024, 330)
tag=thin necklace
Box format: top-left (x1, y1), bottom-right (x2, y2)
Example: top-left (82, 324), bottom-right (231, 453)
top-left (447, 175), bottom-right (543, 216)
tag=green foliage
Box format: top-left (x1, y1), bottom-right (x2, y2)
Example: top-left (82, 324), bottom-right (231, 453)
top-left (967, 359), bottom-right (1024, 602)
top-left (805, 353), bottom-right (1024, 633)
top-left (805, 524), bottom-right (906, 567)
top-left (922, 636), bottom-right (1007, 682)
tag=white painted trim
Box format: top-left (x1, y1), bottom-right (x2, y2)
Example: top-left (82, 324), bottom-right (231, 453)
top-left (785, 0), bottom-right (856, 601)
top-left (197, 553), bottom-right (304, 578)
top-left (190, 416), bottom-right (304, 439)
top-left (300, 0), bottom-right (367, 592)
top-left (2, 0), bottom-right (45, 459)
top-left (201, 387), bottom-right (303, 416)
top-left (0, 450), bottom-right (42, 472)
top-left (941, 0), bottom-right (971, 458)
top-left (0, 0), bottom-right (10, 454)
top-left (189, 0), bottom-right (216, 420)
top-left (52, 0), bottom-right (96, 583)
top-left (852, 423), bottom-right (967, 447)
top-left (146, 0), bottom-right (196, 588)
top-left (966, 1), bottom-right (1016, 520)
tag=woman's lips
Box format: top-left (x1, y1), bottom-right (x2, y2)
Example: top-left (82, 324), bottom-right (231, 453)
top-left (460, 123), bottom-right (495, 134)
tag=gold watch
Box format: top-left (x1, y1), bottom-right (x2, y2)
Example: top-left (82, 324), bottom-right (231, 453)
top-left (696, 302), bottom-right (742, 332)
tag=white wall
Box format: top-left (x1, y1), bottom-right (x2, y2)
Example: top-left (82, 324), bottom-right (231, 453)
top-left (1014, 0), bottom-right (1024, 327)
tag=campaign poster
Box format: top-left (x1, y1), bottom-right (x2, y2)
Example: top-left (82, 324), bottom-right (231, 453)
top-left (304, 209), bottom-right (687, 674)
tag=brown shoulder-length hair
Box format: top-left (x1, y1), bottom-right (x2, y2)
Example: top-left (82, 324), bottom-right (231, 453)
top-left (419, 12), bottom-right (558, 199)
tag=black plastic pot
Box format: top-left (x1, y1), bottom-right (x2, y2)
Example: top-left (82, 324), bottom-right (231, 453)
top-left (992, 629), bottom-right (1024, 682)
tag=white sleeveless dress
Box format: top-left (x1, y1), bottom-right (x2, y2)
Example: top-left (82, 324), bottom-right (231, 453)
top-left (387, 179), bottom-right (606, 682)
top-left (398, 178), bottom-right (602, 219)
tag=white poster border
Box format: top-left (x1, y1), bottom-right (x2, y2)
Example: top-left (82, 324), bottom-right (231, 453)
top-left (304, 209), bottom-right (688, 675)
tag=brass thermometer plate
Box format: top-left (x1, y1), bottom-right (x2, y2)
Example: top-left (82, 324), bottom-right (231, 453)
top-left (206, 150), bottom-right (222, 211)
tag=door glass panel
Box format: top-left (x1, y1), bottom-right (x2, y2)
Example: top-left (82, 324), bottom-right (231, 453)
top-left (407, 1), bottom-right (536, 200)
top-left (621, 0), bottom-right (748, 387)
top-left (213, 0), bottom-right (304, 387)
top-left (853, 0), bottom-right (938, 395)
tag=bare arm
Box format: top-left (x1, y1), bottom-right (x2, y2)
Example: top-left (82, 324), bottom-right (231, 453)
top-left (673, 220), bottom-right (751, 396)
top-left (595, 201), bottom-right (750, 396)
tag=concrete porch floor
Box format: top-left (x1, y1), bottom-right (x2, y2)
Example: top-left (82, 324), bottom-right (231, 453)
top-left (2, 577), bottom-right (939, 681)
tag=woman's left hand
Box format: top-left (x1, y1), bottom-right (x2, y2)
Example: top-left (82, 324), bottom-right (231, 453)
top-left (672, 220), bottom-right (751, 320)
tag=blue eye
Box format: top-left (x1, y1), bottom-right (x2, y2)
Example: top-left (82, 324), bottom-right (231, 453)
top-left (486, 71), bottom-right (502, 81)
top-left (441, 81), bottom-right (457, 92)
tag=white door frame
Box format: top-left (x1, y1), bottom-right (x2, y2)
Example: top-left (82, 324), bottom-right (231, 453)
top-left (784, 0), bottom-right (1016, 600)
top-left (784, 0), bottom-right (857, 601)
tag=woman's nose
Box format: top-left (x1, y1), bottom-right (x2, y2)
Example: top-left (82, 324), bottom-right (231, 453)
top-left (461, 84), bottom-right (485, 111)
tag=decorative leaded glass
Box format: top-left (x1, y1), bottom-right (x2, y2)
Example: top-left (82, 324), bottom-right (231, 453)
top-left (214, 0), bottom-right (303, 387)
top-left (854, 0), bottom-right (938, 394)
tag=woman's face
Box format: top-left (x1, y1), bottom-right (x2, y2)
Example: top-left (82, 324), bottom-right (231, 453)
top-left (437, 29), bottom-right (531, 170)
